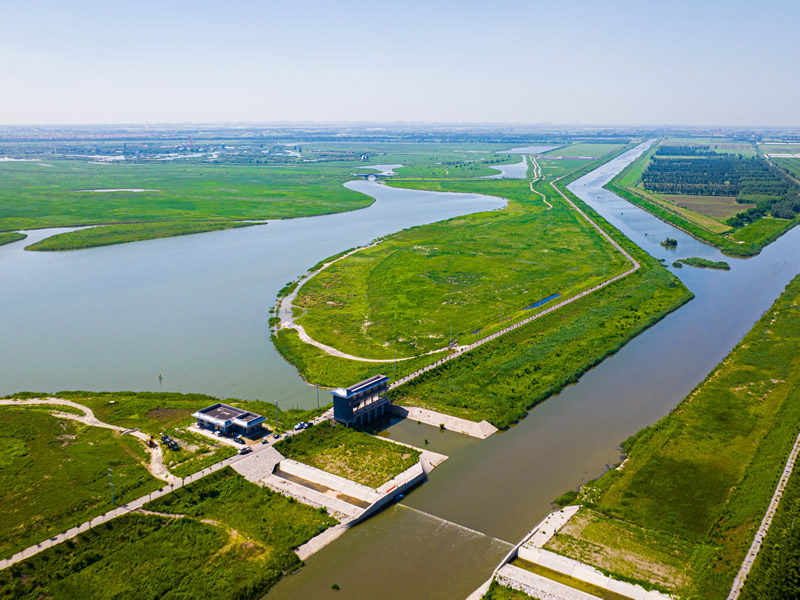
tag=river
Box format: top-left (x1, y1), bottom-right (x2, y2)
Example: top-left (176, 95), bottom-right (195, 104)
top-left (265, 142), bottom-right (800, 598)
top-left (0, 182), bottom-right (505, 404)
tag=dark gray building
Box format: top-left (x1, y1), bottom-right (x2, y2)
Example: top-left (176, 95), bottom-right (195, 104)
top-left (192, 403), bottom-right (266, 437)
top-left (331, 374), bottom-right (391, 426)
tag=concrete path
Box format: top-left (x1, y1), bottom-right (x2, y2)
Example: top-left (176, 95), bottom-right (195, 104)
top-left (727, 430), bottom-right (800, 599)
top-left (389, 405), bottom-right (497, 440)
top-left (0, 398), bottom-right (179, 484)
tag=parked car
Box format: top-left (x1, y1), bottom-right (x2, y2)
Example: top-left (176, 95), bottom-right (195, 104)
top-left (238, 446), bottom-right (252, 455)
top-left (273, 432), bottom-right (281, 439)
top-left (261, 437), bottom-right (270, 444)
top-left (293, 423), bottom-right (304, 431)
top-left (304, 422), bottom-right (313, 429)
top-left (233, 437), bottom-right (245, 445)
top-left (214, 431), bottom-right (222, 437)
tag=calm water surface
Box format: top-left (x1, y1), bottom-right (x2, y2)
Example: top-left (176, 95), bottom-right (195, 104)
top-left (0, 182), bottom-right (505, 403)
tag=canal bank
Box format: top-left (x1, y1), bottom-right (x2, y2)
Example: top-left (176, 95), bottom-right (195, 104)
top-left (265, 143), bottom-right (800, 599)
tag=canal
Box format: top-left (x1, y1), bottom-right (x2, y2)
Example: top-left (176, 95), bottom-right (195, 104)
top-left (265, 142), bottom-right (800, 598)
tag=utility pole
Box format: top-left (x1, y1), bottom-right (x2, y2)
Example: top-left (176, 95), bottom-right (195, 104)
top-left (394, 348), bottom-right (397, 378)
top-left (603, 261), bottom-right (607, 277)
top-left (316, 383), bottom-right (320, 409)
top-left (274, 400), bottom-right (279, 433)
top-left (108, 468), bottom-right (114, 505)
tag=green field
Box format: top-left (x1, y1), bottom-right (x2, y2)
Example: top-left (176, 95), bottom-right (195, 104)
top-left (0, 160), bottom-right (373, 234)
top-left (0, 407), bottom-right (160, 560)
top-left (771, 157), bottom-right (800, 180)
top-left (552, 274), bottom-right (800, 598)
top-left (275, 421), bottom-right (420, 488)
top-left (294, 172), bottom-right (628, 359)
top-left (25, 221), bottom-right (260, 251)
top-left (0, 231), bottom-right (26, 247)
top-left (0, 468), bottom-right (336, 599)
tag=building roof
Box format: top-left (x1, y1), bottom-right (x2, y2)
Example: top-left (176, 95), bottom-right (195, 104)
top-left (192, 403), bottom-right (265, 428)
top-left (331, 374), bottom-right (390, 398)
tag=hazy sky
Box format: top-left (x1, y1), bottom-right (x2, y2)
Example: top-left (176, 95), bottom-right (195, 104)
top-left (2, 0), bottom-right (798, 126)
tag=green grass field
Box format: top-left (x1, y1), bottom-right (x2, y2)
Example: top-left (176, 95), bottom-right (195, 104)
top-left (771, 157), bottom-right (800, 180)
top-left (0, 232), bottom-right (26, 247)
top-left (730, 216), bottom-right (795, 245)
top-left (294, 173), bottom-right (628, 359)
top-left (25, 221), bottom-right (260, 251)
top-left (0, 468), bottom-right (336, 599)
top-left (554, 274), bottom-right (800, 598)
top-left (0, 407), bottom-right (160, 560)
top-left (0, 160), bottom-right (374, 234)
top-left (275, 421), bottom-right (420, 488)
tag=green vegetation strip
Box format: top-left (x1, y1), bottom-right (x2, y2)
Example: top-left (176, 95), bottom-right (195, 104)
top-left (0, 231), bottom-right (26, 247)
top-left (25, 221), bottom-right (260, 251)
top-left (275, 421), bottom-right (420, 488)
top-left (677, 257), bottom-right (731, 270)
top-left (555, 274), bottom-right (800, 598)
top-left (0, 407), bottom-right (160, 560)
top-left (739, 450), bottom-right (800, 598)
top-left (0, 468), bottom-right (336, 599)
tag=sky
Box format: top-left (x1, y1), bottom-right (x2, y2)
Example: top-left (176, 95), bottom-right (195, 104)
top-left (2, 0), bottom-right (798, 127)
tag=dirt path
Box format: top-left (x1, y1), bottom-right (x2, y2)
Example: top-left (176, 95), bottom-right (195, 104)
top-left (0, 398), bottom-right (179, 484)
top-left (528, 155), bottom-right (552, 209)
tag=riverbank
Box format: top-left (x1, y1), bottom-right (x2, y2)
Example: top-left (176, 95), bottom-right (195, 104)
top-left (544, 274), bottom-right (800, 598)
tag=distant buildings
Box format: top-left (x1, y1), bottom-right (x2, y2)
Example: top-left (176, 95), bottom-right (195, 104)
top-left (193, 403), bottom-right (266, 437)
top-left (331, 374), bottom-right (391, 426)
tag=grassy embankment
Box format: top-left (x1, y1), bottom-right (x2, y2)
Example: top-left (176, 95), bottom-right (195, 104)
top-left (0, 468), bottom-right (336, 600)
top-left (275, 421), bottom-right (420, 488)
top-left (511, 558), bottom-right (633, 600)
top-left (0, 407), bottom-right (161, 560)
top-left (676, 257), bottom-right (731, 270)
top-left (544, 274), bottom-right (800, 598)
top-left (0, 231), bottom-right (26, 247)
top-left (607, 140), bottom-right (800, 256)
top-left (25, 221), bottom-right (260, 251)
top-left (275, 145), bottom-right (693, 429)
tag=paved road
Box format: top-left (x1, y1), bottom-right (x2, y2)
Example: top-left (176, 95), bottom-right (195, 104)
top-left (0, 402), bottom-right (333, 571)
top-left (727, 431), bottom-right (800, 599)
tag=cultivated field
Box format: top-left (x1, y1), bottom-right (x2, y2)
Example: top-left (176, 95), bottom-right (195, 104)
top-left (660, 194), bottom-right (752, 220)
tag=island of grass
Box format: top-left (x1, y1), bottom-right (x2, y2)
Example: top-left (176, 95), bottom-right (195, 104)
top-left (24, 220), bottom-right (261, 251)
top-left (607, 139), bottom-right (800, 256)
top-left (275, 421), bottom-right (420, 488)
top-left (544, 273), bottom-right (800, 598)
top-left (0, 468), bottom-right (336, 599)
top-left (676, 257), bottom-right (731, 270)
top-left (274, 147), bottom-right (693, 429)
top-left (0, 406), bottom-right (161, 560)
top-left (0, 231), bottom-right (26, 247)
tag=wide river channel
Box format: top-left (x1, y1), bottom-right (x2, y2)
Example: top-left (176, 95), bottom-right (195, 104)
top-left (4, 144), bottom-right (800, 598)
